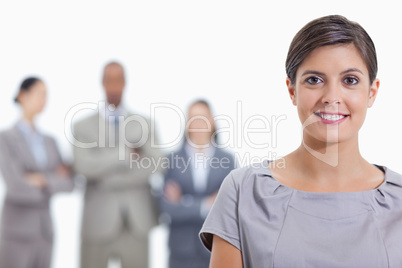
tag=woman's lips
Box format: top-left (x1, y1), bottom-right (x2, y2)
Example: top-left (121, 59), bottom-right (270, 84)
top-left (314, 112), bottom-right (349, 125)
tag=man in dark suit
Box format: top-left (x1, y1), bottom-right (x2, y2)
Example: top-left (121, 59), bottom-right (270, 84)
top-left (160, 100), bottom-right (235, 268)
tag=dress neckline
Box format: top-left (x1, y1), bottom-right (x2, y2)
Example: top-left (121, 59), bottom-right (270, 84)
top-left (260, 160), bottom-right (388, 195)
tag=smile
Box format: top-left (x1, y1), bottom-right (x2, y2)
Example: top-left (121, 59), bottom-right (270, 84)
top-left (314, 112), bottom-right (349, 124)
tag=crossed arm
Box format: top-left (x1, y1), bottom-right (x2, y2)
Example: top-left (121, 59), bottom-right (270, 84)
top-left (0, 136), bottom-right (73, 204)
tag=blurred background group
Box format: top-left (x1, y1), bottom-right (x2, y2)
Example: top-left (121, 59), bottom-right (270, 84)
top-left (0, 1), bottom-right (401, 268)
top-left (0, 62), bottom-right (235, 268)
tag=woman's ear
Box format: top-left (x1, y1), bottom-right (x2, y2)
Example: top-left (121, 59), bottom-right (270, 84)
top-left (368, 78), bottom-right (380, 108)
top-left (286, 77), bottom-right (297, 106)
top-left (16, 91), bottom-right (25, 105)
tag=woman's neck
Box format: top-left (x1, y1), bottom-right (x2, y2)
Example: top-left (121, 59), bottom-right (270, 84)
top-left (22, 112), bottom-right (35, 126)
top-left (301, 133), bottom-right (363, 168)
top-left (284, 134), bottom-right (376, 191)
top-left (296, 140), bottom-right (363, 177)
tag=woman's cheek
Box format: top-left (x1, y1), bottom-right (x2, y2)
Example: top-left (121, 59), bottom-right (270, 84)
top-left (346, 92), bottom-right (369, 117)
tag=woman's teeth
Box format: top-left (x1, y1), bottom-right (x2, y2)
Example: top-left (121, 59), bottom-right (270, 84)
top-left (317, 113), bottom-right (347, 121)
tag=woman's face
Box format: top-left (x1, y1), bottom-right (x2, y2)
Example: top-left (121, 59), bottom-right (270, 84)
top-left (287, 44), bottom-right (379, 145)
top-left (18, 81), bottom-right (47, 117)
top-left (186, 103), bottom-right (215, 147)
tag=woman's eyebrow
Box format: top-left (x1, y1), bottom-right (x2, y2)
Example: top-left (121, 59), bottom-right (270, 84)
top-left (340, 68), bottom-right (364, 75)
top-left (301, 70), bottom-right (325, 76)
top-left (301, 68), bottom-right (364, 77)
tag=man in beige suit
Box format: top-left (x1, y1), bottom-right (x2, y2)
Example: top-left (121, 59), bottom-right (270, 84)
top-left (73, 62), bottom-right (163, 268)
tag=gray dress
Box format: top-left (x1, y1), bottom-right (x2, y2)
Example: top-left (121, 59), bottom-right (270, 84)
top-left (200, 160), bottom-right (402, 267)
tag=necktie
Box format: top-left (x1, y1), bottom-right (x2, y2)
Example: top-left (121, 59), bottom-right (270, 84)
top-left (114, 115), bottom-right (120, 140)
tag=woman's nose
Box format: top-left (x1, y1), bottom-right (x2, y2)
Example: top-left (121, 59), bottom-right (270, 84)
top-left (321, 81), bottom-right (342, 104)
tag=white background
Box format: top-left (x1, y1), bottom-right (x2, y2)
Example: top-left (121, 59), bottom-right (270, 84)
top-left (0, 1), bottom-right (401, 268)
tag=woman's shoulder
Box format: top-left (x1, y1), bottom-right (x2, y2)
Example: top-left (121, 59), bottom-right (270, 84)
top-left (382, 165), bottom-right (402, 178)
top-left (0, 125), bottom-right (19, 141)
top-left (212, 147), bottom-right (236, 166)
top-left (223, 160), bottom-right (282, 193)
top-left (378, 164), bottom-right (402, 190)
top-left (230, 160), bottom-right (269, 178)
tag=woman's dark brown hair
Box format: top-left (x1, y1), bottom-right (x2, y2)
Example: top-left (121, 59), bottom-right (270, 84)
top-left (285, 15), bottom-right (377, 85)
top-left (14, 77), bottom-right (42, 103)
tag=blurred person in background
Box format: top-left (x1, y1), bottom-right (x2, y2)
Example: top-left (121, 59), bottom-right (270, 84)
top-left (160, 99), bottom-right (235, 268)
top-left (73, 61), bottom-right (163, 268)
top-left (0, 77), bottom-right (74, 268)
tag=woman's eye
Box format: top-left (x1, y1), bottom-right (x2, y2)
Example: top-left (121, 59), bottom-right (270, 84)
top-left (306, 76), bottom-right (323, 85)
top-left (344, 77), bottom-right (359, 85)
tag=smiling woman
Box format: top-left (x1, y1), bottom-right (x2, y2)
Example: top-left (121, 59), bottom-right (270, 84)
top-left (291, 44), bottom-right (379, 148)
top-left (199, 15), bottom-right (402, 268)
